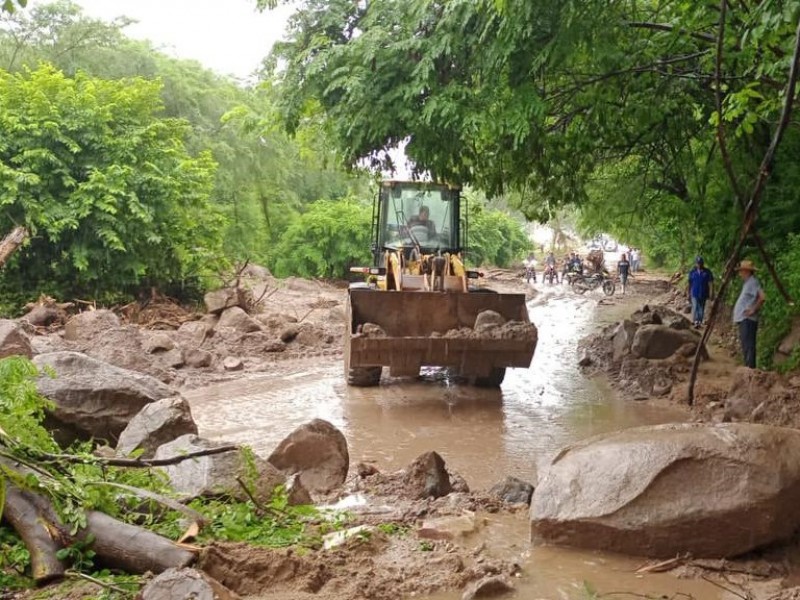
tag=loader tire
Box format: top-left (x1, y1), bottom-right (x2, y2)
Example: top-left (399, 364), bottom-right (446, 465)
top-left (347, 366), bottom-right (382, 387)
top-left (474, 367), bottom-right (506, 388)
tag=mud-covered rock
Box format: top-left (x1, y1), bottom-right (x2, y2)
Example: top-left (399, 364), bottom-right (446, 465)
top-left (138, 567), bottom-right (239, 600)
top-left (160, 349), bottom-right (185, 369)
top-left (0, 319), bottom-right (32, 358)
top-left (461, 575), bottom-right (514, 600)
top-left (63, 310), bottom-right (120, 341)
top-left (419, 512), bottom-right (479, 541)
top-left (280, 326), bottom-right (299, 343)
top-left (22, 305), bottom-right (61, 327)
top-left (631, 325), bottom-right (702, 359)
top-left (531, 423), bottom-right (800, 558)
top-left (217, 307), bottom-right (261, 334)
top-left (268, 419), bottom-right (349, 494)
top-left (222, 357), bottom-right (244, 371)
top-left (33, 351), bottom-right (172, 443)
top-left (489, 476), bottom-right (534, 505)
top-left (184, 348), bottom-right (213, 368)
top-left (204, 288), bottom-right (244, 315)
top-left (612, 319), bottom-right (638, 362)
top-left (145, 332), bottom-right (175, 354)
top-left (405, 451), bottom-right (452, 499)
top-left (474, 310), bottom-right (506, 331)
top-left (156, 435), bottom-right (284, 502)
top-left (116, 396), bottom-right (198, 458)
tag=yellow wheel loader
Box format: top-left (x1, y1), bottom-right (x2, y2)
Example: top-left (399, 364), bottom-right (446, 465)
top-left (345, 180), bottom-right (537, 387)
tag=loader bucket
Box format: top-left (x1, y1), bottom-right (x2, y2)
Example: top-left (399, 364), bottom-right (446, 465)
top-left (345, 290), bottom-right (537, 379)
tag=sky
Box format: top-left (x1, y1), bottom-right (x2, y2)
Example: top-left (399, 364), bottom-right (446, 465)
top-left (33, 0), bottom-right (295, 80)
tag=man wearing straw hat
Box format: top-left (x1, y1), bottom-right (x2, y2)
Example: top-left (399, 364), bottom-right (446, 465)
top-left (733, 260), bottom-right (766, 368)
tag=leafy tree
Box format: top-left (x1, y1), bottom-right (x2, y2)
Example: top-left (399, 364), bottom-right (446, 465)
top-left (465, 193), bottom-right (532, 267)
top-left (271, 198), bottom-right (372, 279)
top-left (0, 65), bottom-right (223, 302)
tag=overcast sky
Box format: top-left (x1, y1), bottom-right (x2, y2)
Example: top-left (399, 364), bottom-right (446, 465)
top-left (31, 0), bottom-right (295, 79)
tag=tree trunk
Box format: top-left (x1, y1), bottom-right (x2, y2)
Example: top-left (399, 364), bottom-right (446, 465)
top-left (0, 226), bottom-right (27, 267)
top-left (3, 487), bottom-right (66, 584)
top-left (79, 511), bottom-right (196, 574)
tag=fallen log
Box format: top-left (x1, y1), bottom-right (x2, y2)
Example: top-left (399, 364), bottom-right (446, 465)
top-left (3, 487), bottom-right (66, 584)
top-left (0, 226), bottom-right (27, 267)
top-left (78, 511), bottom-right (196, 574)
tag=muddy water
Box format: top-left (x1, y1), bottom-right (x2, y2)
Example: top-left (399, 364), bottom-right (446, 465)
top-left (185, 286), bottom-right (724, 600)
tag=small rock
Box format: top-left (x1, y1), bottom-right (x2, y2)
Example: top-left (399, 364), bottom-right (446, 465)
top-left (145, 332), bottom-right (175, 354)
top-left (0, 320), bottom-right (33, 358)
top-left (139, 567), bottom-right (239, 600)
top-left (63, 310), bottom-right (120, 342)
top-left (264, 340), bottom-right (287, 353)
top-left (116, 396), bottom-right (198, 458)
top-left (217, 306), bottom-right (261, 334)
top-left (280, 326), bottom-right (299, 343)
top-left (450, 472), bottom-right (471, 494)
top-left (222, 357), bottom-right (244, 371)
top-left (285, 473), bottom-right (313, 505)
top-left (725, 396), bottom-right (756, 421)
top-left (577, 352), bottom-right (592, 367)
top-left (160, 348), bottom-right (185, 369)
top-left (474, 310), bottom-right (506, 331)
top-left (184, 348), bottom-right (212, 368)
top-left (356, 462), bottom-right (380, 477)
top-left (359, 323), bottom-right (386, 337)
top-left (488, 476), bottom-right (534, 505)
top-left (404, 451), bottom-right (452, 499)
top-left (461, 575), bottom-right (514, 600)
top-left (419, 512), bottom-right (478, 541)
top-left (323, 525), bottom-right (375, 550)
top-left (268, 419), bottom-right (349, 494)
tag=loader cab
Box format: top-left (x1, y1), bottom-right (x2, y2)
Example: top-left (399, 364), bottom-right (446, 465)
top-left (373, 180), bottom-right (462, 264)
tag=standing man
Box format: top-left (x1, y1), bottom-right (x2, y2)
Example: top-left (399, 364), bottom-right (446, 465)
top-left (733, 260), bottom-right (766, 369)
top-left (631, 248), bottom-right (641, 272)
top-left (617, 253), bottom-right (631, 294)
top-left (688, 257), bottom-right (714, 328)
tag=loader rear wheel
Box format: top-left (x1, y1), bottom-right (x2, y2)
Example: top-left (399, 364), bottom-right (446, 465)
top-left (474, 367), bottom-right (506, 388)
top-left (347, 366), bottom-right (382, 387)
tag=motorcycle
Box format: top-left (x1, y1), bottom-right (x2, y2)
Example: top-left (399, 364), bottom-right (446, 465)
top-left (573, 271), bottom-right (615, 296)
top-left (544, 264), bottom-right (558, 285)
top-left (524, 265), bottom-right (537, 284)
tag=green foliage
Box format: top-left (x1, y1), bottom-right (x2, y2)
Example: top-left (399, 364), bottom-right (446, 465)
top-left (466, 193), bottom-right (532, 267)
top-left (272, 198), bottom-right (373, 278)
top-left (0, 64), bottom-right (224, 302)
top-left (0, 525), bottom-right (31, 590)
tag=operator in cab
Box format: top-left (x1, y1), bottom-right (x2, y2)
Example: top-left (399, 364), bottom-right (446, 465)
top-left (408, 205), bottom-right (437, 238)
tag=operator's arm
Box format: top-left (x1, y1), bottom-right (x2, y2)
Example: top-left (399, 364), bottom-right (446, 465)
top-left (745, 289), bottom-right (766, 317)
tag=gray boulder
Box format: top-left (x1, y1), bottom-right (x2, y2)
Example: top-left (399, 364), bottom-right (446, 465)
top-left (0, 320), bottom-right (33, 358)
top-left (155, 434), bottom-right (284, 502)
top-left (222, 357), bottom-right (243, 371)
top-left (474, 310), bottom-right (506, 332)
top-left (268, 419), bottom-right (349, 494)
top-left (63, 310), bottom-right (120, 341)
top-left (631, 325), bottom-right (702, 359)
top-left (33, 351), bottom-right (172, 443)
top-left (217, 307), bottom-right (261, 334)
top-left (611, 319), bottom-right (638, 362)
top-left (531, 423), bottom-right (800, 558)
top-left (489, 476), bottom-right (534, 505)
top-left (116, 396), bottom-right (198, 458)
top-left (139, 568), bottom-right (239, 600)
top-left (184, 348), bottom-right (212, 368)
top-left (204, 288), bottom-right (244, 315)
top-left (22, 305), bottom-right (61, 327)
top-left (145, 332), bottom-right (175, 354)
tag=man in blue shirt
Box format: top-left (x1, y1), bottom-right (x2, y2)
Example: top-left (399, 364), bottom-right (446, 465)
top-left (733, 260), bottom-right (766, 368)
top-left (688, 257), bottom-right (714, 328)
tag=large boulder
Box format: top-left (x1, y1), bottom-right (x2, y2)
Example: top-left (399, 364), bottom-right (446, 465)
top-left (22, 305), bottom-right (61, 328)
top-left (630, 325), bottom-right (701, 360)
top-left (138, 567), bottom-right (239, 600)
top-left (611, 319), bottom-right (638, 362)
top-left (155, 435), bottom-right (284, 502)
top-left (116, 396), bottom-right (198, 458)
top-left (0, 320), bottom-right (33, 358)
top-left (33, 352), bottom-right (173, 443)
top-left (268, 419), bottom-right (349, 494)
top-left (530, 423), bottom-right (800, 558)
top-left (217, 307), bottom-right (261, 334)
top-left (63, 310), bottom-right (120, 341)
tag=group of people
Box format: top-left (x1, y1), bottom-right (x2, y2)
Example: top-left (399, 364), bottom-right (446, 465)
top-left (523, 251), bottom-right (586, 284)
top-left (688, 256), bottom-right (765, 369)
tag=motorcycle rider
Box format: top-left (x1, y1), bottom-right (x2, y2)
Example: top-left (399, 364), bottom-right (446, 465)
top-left (544, 251), bottom-right (557, 283)
top-left (523, 252), bottom-right (537, 283)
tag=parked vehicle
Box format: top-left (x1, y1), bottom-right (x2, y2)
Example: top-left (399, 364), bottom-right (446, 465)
top-left (573, 272), bottom-right (615, 296)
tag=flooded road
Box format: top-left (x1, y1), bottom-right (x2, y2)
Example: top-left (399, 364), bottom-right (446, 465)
top-left (185, 286), bottom-right (725, 599)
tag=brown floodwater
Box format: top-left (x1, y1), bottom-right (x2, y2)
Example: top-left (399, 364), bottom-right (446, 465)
top-left (184, 285), bottom-right (728, 600)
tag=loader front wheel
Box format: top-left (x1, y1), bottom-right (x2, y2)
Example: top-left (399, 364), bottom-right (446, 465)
top-left (347, 366), bottom-right (382, 387)
top-left (474, 367), bottom-right (506, 388)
